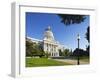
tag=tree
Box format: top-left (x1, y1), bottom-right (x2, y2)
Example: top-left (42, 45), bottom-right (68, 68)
top-left (59, 49), bottom-right (71, 56)
top-left (86, 26), bottom-right (90, 42)
top-left (45, 52), bottom-right (51, 58)
top-left (86, 46), bottom-right (89, 56)
top-left (72, 48), bottom-right (87, 57)
top-left (32, 43), bottom-right (45, 58)
top-left (26, 39), bottom-right (45, 57)
top-left (26, 40), bottom-right (34, 57)
top-left (59, 49), bottom-right (63, 56)
top-left (58, 14), bottom-right (86, 25)
top-left (63, 49), bottom-right (70, 56)
top-left (85, 26), bottom-right (90, 56)
top-left (62, 49), bottom-right (71, 56)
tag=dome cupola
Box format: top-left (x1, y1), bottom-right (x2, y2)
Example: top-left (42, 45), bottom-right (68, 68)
top-left (44, 26), bottom-right (54, 41)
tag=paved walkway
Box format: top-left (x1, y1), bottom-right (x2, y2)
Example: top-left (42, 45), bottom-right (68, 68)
top-left (53, 59), bottom-right (89, 65)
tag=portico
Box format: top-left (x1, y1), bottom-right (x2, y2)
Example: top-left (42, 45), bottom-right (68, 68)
top-left (43, 41), bottom-right (59, 57)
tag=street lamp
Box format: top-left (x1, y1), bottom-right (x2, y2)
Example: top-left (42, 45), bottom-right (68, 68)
top-left (77, 34), bottom-right (80, 65)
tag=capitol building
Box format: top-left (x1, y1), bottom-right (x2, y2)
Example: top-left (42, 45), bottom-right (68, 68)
top-left (27, 26), bottom-right (65, 57)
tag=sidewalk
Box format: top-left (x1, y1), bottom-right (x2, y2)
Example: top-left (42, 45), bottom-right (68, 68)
top-left (53, 59), bottom-right (89, 65)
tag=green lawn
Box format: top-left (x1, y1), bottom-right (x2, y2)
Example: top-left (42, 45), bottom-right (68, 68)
top-left (26, 57), bottom-right (72, 67)
top-left (71, 56), bottom-right (89, 62)
top-left (80, 58), bottom-right (89, 62)
top-left (80, 56), bottom-right (90, 62)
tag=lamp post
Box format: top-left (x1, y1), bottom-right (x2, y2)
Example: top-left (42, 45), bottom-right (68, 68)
top-left (77, 34), bottom-right (80, 65)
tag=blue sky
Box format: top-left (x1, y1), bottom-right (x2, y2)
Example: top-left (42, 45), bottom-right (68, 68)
top-left (26, 12), bottom-right (89, 51)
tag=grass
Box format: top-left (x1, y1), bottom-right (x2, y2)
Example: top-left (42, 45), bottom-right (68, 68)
top-left (71, 56), bottom-right (89, 62)
top-left (80, 58), bottom-right (89, 62)
top-left (26, 57), bottom-right (72, 67)
top-left (80, 56), bottom-right (89, 62)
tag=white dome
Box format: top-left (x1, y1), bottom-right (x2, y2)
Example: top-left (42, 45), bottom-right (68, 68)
top-left (44, 26), bottom-right (54, 41)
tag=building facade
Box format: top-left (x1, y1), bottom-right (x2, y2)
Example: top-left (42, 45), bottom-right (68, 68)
top-left (27, 26), bottom-right (65, 57)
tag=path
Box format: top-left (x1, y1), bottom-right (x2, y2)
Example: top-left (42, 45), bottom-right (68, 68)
top-left (53, 59), bottom-right (89, 65)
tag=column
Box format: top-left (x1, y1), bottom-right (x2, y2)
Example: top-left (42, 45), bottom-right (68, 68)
top-left (52, 45), bottom-right (53, 56)
top-left (44, 43), bottom-right (46, 52)
top-left (54, 46), bottom-right (55, 56)
top-left (47, 43), bottom-right (48, 52)
top-left (53, 45), bottom-right (55, 56)
top-left (50, 44), bottom-right (52, 56)
top-left (56, 46), bottom-right (59, 56)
